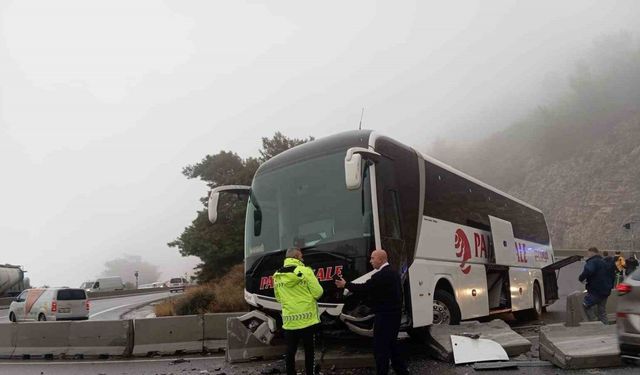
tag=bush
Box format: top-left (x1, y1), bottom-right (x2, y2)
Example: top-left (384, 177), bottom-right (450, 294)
top-left (174, 285), bottom-right (217, 315)
top-left (154, 299), bottom-right (176, 317)
top-left (210, 264), bottom-right (247, 312)
top-left (169, 264), bottom-right (248, 316)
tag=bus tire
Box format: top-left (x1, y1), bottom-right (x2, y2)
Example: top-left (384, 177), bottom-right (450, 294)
top-left (514, 283), bottom-right (542, 322)
top-left (433, 289), bottom-right (461, 325)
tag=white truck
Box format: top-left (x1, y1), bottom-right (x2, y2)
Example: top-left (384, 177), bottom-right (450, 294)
top-left (80, 276), bottom-right (124, 292)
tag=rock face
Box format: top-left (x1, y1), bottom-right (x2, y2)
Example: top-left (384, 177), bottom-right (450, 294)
top-left (508, 116), bottom-right (640, 250)
top-left (432, 113), bottom-right (640, 250)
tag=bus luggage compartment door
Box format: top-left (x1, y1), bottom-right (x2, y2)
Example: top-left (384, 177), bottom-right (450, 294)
top-left (488, 216), bottom-right (531, 311)
top-left (541, 255), bottom-right (582, 303)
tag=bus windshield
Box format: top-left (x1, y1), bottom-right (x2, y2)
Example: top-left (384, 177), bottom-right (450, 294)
top-left (245, 151), bottom-right (373, 257)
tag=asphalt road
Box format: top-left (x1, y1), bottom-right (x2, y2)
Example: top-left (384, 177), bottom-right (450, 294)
top-left (0, 352), bottom-right (635, 375)
top-left (0, 356), bottom-right (226, 375)
top-left (0, 291), bottom-right (172, 322)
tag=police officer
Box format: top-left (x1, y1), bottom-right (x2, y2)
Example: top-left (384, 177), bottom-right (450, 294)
top-left (335, 249), bottom-right (409, 375)
top-left (273, 248), bottom-right (323, 375)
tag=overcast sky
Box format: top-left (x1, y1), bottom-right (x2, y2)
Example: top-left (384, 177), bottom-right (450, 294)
top-left (2, 1), bottom-right (639, 287)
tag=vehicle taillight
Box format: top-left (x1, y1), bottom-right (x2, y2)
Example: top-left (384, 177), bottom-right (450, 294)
top-left (51, 301), bottom-right (57, 312)
top-left (617, 283), bottom-right (632, 296)
top-left (85, 300), bottom-right (90, 311)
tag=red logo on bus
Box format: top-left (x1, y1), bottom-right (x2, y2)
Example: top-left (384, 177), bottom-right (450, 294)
top-left (455, 229), bottom-right (472, 274)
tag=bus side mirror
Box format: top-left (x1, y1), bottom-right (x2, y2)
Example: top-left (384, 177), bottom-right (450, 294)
top-left (208, 185), bottom-right (251, 224)
top-left (345, 153), bottom-right (363, 190)
top-left (344, 147), bottom-right (381, 190)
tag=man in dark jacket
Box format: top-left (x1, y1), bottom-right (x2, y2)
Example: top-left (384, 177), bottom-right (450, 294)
top-left (578, 247), bottom-right (611, 324)
top-left (626, 254), bottom-right (639, 275)
top-left (335, 249), bottom-right (409, 375)
top-left (602, 251), bottom-right (616, 290)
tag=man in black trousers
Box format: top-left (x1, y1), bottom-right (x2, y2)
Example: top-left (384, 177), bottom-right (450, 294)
top-left (335, 249), bottom-right (409, 375)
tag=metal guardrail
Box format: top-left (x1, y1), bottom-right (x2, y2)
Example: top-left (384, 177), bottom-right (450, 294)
top-left (87, 287), bottom-right (170, 300)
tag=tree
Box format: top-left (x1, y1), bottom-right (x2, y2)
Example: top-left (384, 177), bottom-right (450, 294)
top-left (169, 132), bottom-right (313, 281)
top-left (101, 254), bottom-right (161, 286)
top-left (259, 132), bottom-right (314, 161)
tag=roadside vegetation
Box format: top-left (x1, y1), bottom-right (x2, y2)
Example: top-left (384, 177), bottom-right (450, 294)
top-left (155, 264), bottom-right (247, 316)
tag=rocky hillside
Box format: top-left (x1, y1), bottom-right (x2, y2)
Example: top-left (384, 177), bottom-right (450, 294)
top-left (509, 114), bottom-right (640, 250)
top-left (430, 33), bottom-right (640, 250)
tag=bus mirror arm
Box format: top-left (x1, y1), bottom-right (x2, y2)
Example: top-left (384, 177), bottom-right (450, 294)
top-left (208, 185), bottom-right (251, 224)
top-left (344, 147), bottom-right (381, 191)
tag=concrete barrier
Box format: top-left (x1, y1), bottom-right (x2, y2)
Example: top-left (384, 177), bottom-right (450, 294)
top-left (428, 319), bottom-right (531, 362)
top-left (132, 315), bottom-right (203, 356)
top-left (226, 311), bottom-right (285, 363)
top-left (12, 321), bottom-right (70, 358)
top-left (566, 290), bottom-right (617, 326)
top-left (0, 323), bottom-right (17, 358)
top-left (203, 312), bottom-right (246, 352)
top-left (67, 320), bottom-right (133, 357)
top-left (565, 291), bottom-right (588, 326)
top-left (539, 322), bottom-right (621, 369)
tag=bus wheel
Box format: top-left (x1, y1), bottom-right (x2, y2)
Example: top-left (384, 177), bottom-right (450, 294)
top-left (433, 289), bottom-right (461, 325)
top-left (514, 283), bottom-right (542, 322)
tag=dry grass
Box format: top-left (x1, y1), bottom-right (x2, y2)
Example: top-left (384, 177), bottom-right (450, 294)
top-left (154, 299), bottom-right (176, 317)
top-left (209, 264), bottom-right (247, 313)
top-left (166, 264), bottom-right (248, 316)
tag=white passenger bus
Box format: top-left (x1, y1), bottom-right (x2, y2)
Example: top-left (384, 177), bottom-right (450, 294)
top-left (208, 130), bottom-right (577, 336)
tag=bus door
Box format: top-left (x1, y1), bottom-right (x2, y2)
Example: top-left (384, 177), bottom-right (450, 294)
top-left (541, 255), bottom-right (582, 303)
top-left (489, 215), bottom-right (532, 311)
top-left (373, 137), bottom-right (421, 326)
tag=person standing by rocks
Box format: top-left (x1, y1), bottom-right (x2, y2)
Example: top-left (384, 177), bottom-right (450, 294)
top-left (578, 247), bottom-right (611, 324)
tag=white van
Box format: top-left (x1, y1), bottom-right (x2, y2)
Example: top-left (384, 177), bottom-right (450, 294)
top-left (80, 276), bottom-right (124, 292)
top-left (167, 277), bottom-right (188, 293)
top-left (9, 288), bottom-right (90, 322)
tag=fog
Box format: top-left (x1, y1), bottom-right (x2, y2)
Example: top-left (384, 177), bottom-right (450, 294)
top-left (1, 0), bottom-right (639, 286)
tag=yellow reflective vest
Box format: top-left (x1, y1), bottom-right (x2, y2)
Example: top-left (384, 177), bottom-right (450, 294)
top-left (273, 258), bottom-right (323, 330)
